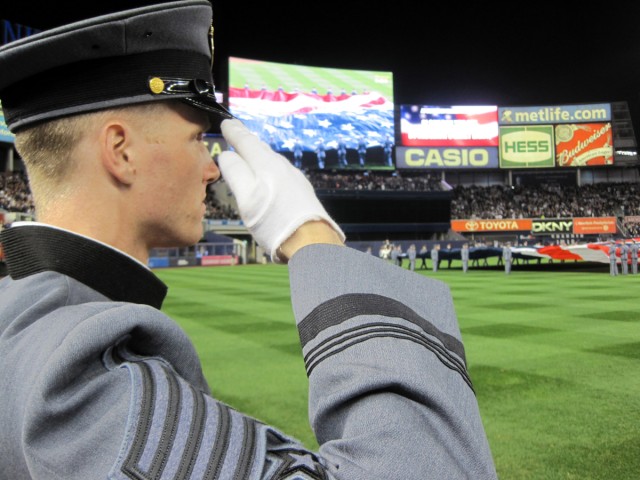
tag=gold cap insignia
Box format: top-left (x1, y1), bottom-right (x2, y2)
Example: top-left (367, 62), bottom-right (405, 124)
top-left (149, 77), bottom-right (165, 94)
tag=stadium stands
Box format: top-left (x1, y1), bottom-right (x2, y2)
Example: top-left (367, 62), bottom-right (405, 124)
top-left (0, 171), bottom-right (33, 215)
top-left (4, 170), bottom-right (640, 225)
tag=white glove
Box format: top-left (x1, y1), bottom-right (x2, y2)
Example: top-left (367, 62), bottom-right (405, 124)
top-left (218, 119), bottom-right (345, 262)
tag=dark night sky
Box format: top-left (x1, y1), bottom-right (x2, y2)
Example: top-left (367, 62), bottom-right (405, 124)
top-left (4, 1), bottom-right (640, 127)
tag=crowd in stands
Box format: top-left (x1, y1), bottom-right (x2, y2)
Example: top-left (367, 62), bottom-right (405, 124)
top-left (3, 171), bottom-right (640, 234)
top-left (204, 195), bottom-right (240, 220)
top-left (0, 171), bottom-right (241, 221)
top-left (450, 183), bottom-right (640, 219)
top-left (0, 172), bottom-right (33, 215)
top-left (305, 170), bottom-right (444, 192)
top-left (626, 222), bottom-right (640, 237)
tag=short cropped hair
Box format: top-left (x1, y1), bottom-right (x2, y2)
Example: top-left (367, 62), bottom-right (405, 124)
top-left (15, 115), bottom-right (85, 185)
top-left (14, 101), bottom-right (170, 210)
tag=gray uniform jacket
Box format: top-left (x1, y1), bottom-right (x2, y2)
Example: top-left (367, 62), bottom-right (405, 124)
top-left (0, 224), bottom-right (497, 480)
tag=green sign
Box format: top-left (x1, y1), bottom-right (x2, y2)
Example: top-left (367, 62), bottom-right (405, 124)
top-left (499, 125), bottom-right (554, 168)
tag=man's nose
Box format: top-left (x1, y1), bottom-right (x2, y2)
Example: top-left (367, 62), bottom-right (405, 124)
top-left (205, 157), bottom-right (221, 185)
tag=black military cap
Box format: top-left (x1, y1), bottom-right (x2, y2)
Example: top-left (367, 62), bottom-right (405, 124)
top-left (0, 0), bottom-right (233, 132)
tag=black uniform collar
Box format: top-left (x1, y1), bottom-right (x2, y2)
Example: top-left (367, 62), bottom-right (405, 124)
top-left (0, 224), bottom-right (167, 309)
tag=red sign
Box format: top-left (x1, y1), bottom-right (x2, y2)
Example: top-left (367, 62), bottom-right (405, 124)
top-left (572, 217), bottom-right (617, 234)
top-left (555, 123), bottom-right (613, 167)
top-left (451, 219), bottom-right (533, 232)
top-left (201, 255), bottom-right (238, 266)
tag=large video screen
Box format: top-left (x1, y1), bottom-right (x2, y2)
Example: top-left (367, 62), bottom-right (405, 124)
top-left (400, 105), bottom-right (498, 147)
top-left (227, 56), bottom-right (395, 170)
top-left (0, 102), bottom-right (15, 144)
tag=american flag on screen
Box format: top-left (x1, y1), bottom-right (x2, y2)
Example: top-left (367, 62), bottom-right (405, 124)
top-left (227, 86), bottom-right (394, 154)
top-left (400, 105), bottom-right (499, 147)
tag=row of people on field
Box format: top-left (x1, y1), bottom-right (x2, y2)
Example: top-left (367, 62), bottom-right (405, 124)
top-left (375, 238), bottom-right (640, 276)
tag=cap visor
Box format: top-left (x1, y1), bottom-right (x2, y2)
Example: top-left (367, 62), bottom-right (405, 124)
top-left (181, 97), bottom-right (235, 133)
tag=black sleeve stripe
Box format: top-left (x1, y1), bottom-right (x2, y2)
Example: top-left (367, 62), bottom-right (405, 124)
top-left (147, 366), bottom-right (181, 479)
top-left (173, 385), bottom-right (207, 480)
top-left (305, 329), bottom-right (473, 391)
top-left (121, 363), bottom-right (182, 480)
top-left (303, 322), bottom-right (467, 374)
top-left (122, 362), bottom-right (156, 480)
top-left (119, 361), bottom-right (267, 480)
top-left (203, 402), bottom-right (232, 480)
top-left (297, 293), bottom-right (466, 364)
top-left (233, 416), bottom-right (258, 480)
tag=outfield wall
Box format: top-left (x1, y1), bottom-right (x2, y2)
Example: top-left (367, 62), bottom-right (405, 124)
top-left (148, 241), bottom-right (245, 269)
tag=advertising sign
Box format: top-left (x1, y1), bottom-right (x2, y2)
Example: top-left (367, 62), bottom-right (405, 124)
top-left (0, 103), bottom-right (14, 144)
top-left (1, 19), bottom-right (41, 46)
top-left (531, 218), bottom-right (573, 235)
top-left (400, 105), bottom-right (498, 147)
top-left (395, 146), bottom-right (499, 169)
top-left (203, 134), bottom-right (228, 161)
top-left (451, 219), bottom-right (532, 232)
top-left (572, 217), bottom-right (617, 235)
top-left (171, 258), bottom-right (199, 267)
top-left (498, 103), bottom-right (611, 125)
top-left (451, 217), bottom-right (616, 235)
top-left (555, 123), bottom-right (613, 167)
top-left (148, 257), bottom-right (170, 268)
top-left (201, 255), bottom-right (238, 266)
top-left (499, 125), bottom-right (555, 168)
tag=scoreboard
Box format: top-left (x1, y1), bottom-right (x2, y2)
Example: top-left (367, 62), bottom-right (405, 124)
top-left (397, 102), bottom-right (637, 170)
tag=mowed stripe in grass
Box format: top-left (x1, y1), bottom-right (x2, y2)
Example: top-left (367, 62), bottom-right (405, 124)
top-left (157, 264), bottom-right (314, 446)
top-left (156, 260), bottom-right (640, 479)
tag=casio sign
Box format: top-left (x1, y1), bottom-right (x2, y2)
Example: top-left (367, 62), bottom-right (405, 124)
top-left (404, 148), bottom-right (489, 167)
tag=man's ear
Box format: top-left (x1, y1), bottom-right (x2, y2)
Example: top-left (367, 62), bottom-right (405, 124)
top-left (100, 121), bottom-right (137, 185)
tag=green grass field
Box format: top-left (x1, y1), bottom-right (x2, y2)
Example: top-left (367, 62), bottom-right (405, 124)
top-left (156, 258), bottom-right (640, 479)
